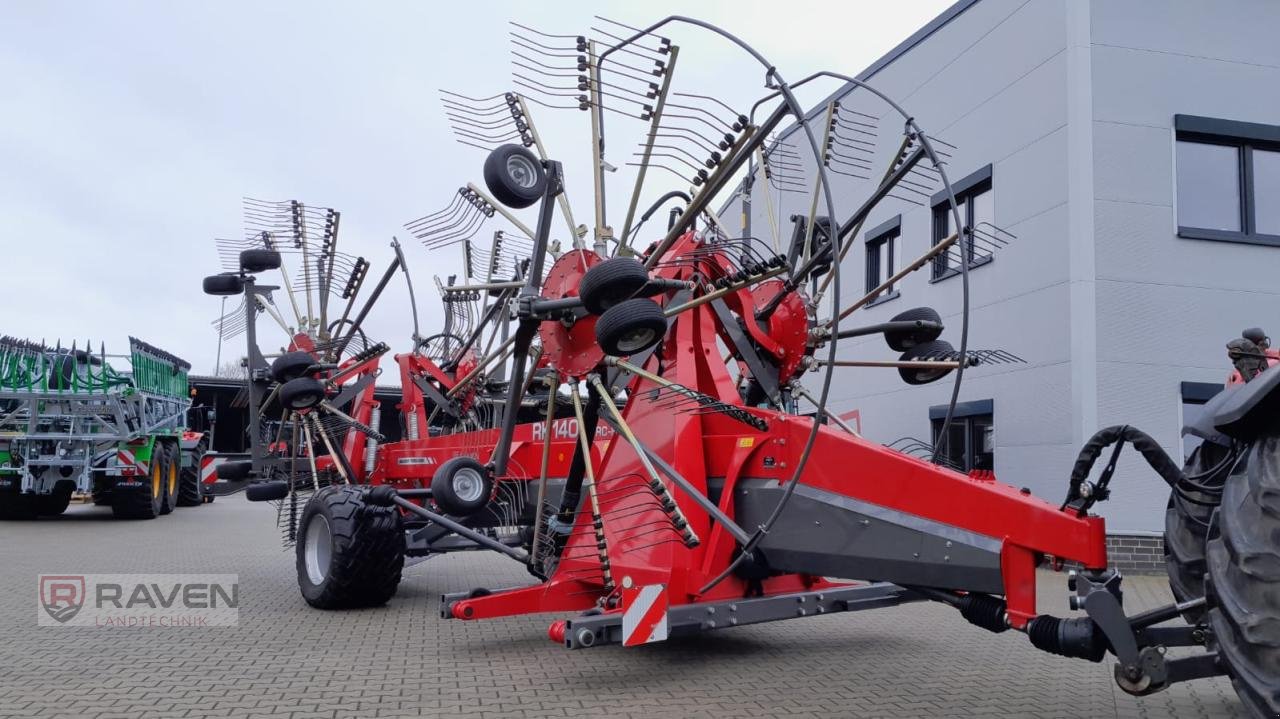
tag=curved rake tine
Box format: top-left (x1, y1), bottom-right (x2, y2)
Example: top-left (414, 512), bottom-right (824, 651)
top-left (438, 88), bottom-right (508, 104)
top-left (441, 99), bottom-right (510, 118)
top-left (450, 126), bottom-right (520, 145)
top-left (975, 221), bottom-right (1017, 240)
top-left (422, 211), bottom-right (487, 250)
top-left (406, 198), bottom-right (471, 236)
top-left (508, 32), bottom-right (579, 56)
top-left (406, 190), bottom-right (465, 226)
top-left (414, 206), bottom-right (481, 244)
top-left (444, 111), bottom-right (518, 130)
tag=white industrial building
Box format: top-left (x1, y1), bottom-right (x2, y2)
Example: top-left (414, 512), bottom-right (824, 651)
top-left (734, 0), bottom-right (1280, 544)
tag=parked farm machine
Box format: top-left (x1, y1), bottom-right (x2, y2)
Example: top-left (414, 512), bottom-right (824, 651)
top-left (0, 336), bottom-right (210, 519)
top-left (203, 16), bottom-right (1279, 717)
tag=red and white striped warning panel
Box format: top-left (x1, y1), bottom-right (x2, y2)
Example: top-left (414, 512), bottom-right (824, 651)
top-left (116, 449), bottom-right (146, 475)
top-left (200, 455), bottom-right (240, 484)
top-left (621, 583), bottom-right (668, 647)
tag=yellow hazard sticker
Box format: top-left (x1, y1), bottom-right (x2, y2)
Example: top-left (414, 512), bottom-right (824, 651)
top-left (738, 437), bottom-right (755, 448)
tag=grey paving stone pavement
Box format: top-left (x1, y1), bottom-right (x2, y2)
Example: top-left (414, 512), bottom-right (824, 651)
top-left (0, 496), bottom-right (1247, 718)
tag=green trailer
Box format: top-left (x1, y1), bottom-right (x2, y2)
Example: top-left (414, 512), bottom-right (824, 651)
top-left (0, 336), bottom-right (209, 519)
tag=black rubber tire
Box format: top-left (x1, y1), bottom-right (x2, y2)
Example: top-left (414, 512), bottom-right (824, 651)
top-left (578, 257), bottom-right (651, 315)
top-left (1206, 436), bottom-right (1280, 719)
top-left (177, 440), bottom-right (206, 507)
top-left (280, 377), bottom-right (326, 410)
top-left (431, 457), bottom-right (494, 517)
top-left (1164, 442), bottom-right (1231, 623)
top-left (898, 339), bottom-right (956, 385)
top-left (240, 248), bottom-right (282, 273)
top-left (296, 485), bottom-right (404, 609)
top-left (595, 298), bottom-right (668, 357)
top-left (271, 352), bottom-right (316, 383)
top-left (483, 144), bottom-right (546, 209)
top-left (202, 273), bottom-right (244, 296)
top-left (0, 491), bottom-right (38, 520)
top-left (112, 455), bottom-right (164, 519)
top-left (884, 307), bottom-right (943, 352)
top-left (35, 484), bottom-right (74, 516)
top-left (159, 442), bottom-right (178, 515)
top-left (246, 480), bottom-right (289, 502)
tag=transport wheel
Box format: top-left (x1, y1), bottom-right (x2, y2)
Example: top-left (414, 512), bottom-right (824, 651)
top-left (177, 439), bottom-right (206, 507)
top-left (239, 248), bottom-right (282, 273)
top-left (0, 490), bottom-right (37, 520)
top-left (202, 272), bottom-right (245, 296)
top-left (578, 257), bottom-right (651, 315)
top-left (1163, 442), bottom-right (1231, 623)
top-left (35, 484), bottom-right (74, 516)
top-left (483, 144), bottom-right (546, 209)
top-left (280, 377), bottom-right (326, 410)
top-left (1205, 436), bottom-right (1280, 718)
top-left (159, 443), bottom-right (178, 515)
top-left (897, 339), bottom-right (957, 385)
top-left (884, 306), bottom-right (943, 352)
top-left (296, 485), bottom-right (404, 609)
top-left (112, 451), bottom-right (164, 519)
top-left (595, 298), bottom-right (668, 357)
top-left (431, 457), bottom-right (494, 517)
top-left (271, 351), bottom-right (316, 383)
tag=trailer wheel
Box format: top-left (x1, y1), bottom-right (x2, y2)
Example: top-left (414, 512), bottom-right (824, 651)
top-left (177, 439), bottom-right (206, 507)
top-left (579, 257), bottom-right (651, 315)
top-left (112, 453), bottom-right (164, 519)
top-left (1206, 436), bottom-right (1280, 718)
top-left (159, 442), bottom-right (178, 515)
top-left (1163, 442), bottom-right (1230, 623)
top-left (296, 485), bottom-right (404, 609)
top-left (431, 457), bottom-right (493, 517)
top-left (35, 483), bottom-right (74, 516)
top-left (483, 144), bottom-right (546, 209)
top-left (595, 298), bottom-right (668, 357)
top-left (0, 490), bottom-right (37, 520)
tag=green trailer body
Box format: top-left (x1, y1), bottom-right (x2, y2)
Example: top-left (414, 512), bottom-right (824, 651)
top-left (0, 336), bottom-right (208, 519)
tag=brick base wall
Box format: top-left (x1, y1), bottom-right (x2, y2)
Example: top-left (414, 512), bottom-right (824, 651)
top-left (1042, 533), bottom-right (1167, 575)
top-left (1105, 534), bottom-right (1166, 574)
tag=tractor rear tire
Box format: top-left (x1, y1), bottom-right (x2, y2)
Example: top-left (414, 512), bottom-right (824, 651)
top-left (296, 485), bottom-right (404, 609)
top-left (1163, 442), bottom-right (1232, 623)
top-left (177, 440), bottom-right (206, 507)
top-left (1206, 436), bottom-right (1280, 718)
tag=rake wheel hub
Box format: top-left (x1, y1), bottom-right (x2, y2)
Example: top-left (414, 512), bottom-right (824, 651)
top-left (750, 279), bottom-right (811, 384)
top-left (539, 250), bottom-right (605, 379)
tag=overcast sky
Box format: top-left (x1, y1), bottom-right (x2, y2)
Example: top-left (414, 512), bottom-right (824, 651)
top-left (0, 1), bottom-right (951, 377)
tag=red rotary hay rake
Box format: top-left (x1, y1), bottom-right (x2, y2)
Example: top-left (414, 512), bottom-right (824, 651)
top-left (203, 16), bottom-right (1280, 717)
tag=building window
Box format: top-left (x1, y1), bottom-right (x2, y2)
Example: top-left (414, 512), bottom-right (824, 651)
top-left (931, 164), bottom-right (994, 281)
top-left (928, 399), bottom-right (993, 472)
top-left (864, 215), bottom-right (900, 305)
top-left (1175, 114), bottom-right (1280, 247)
